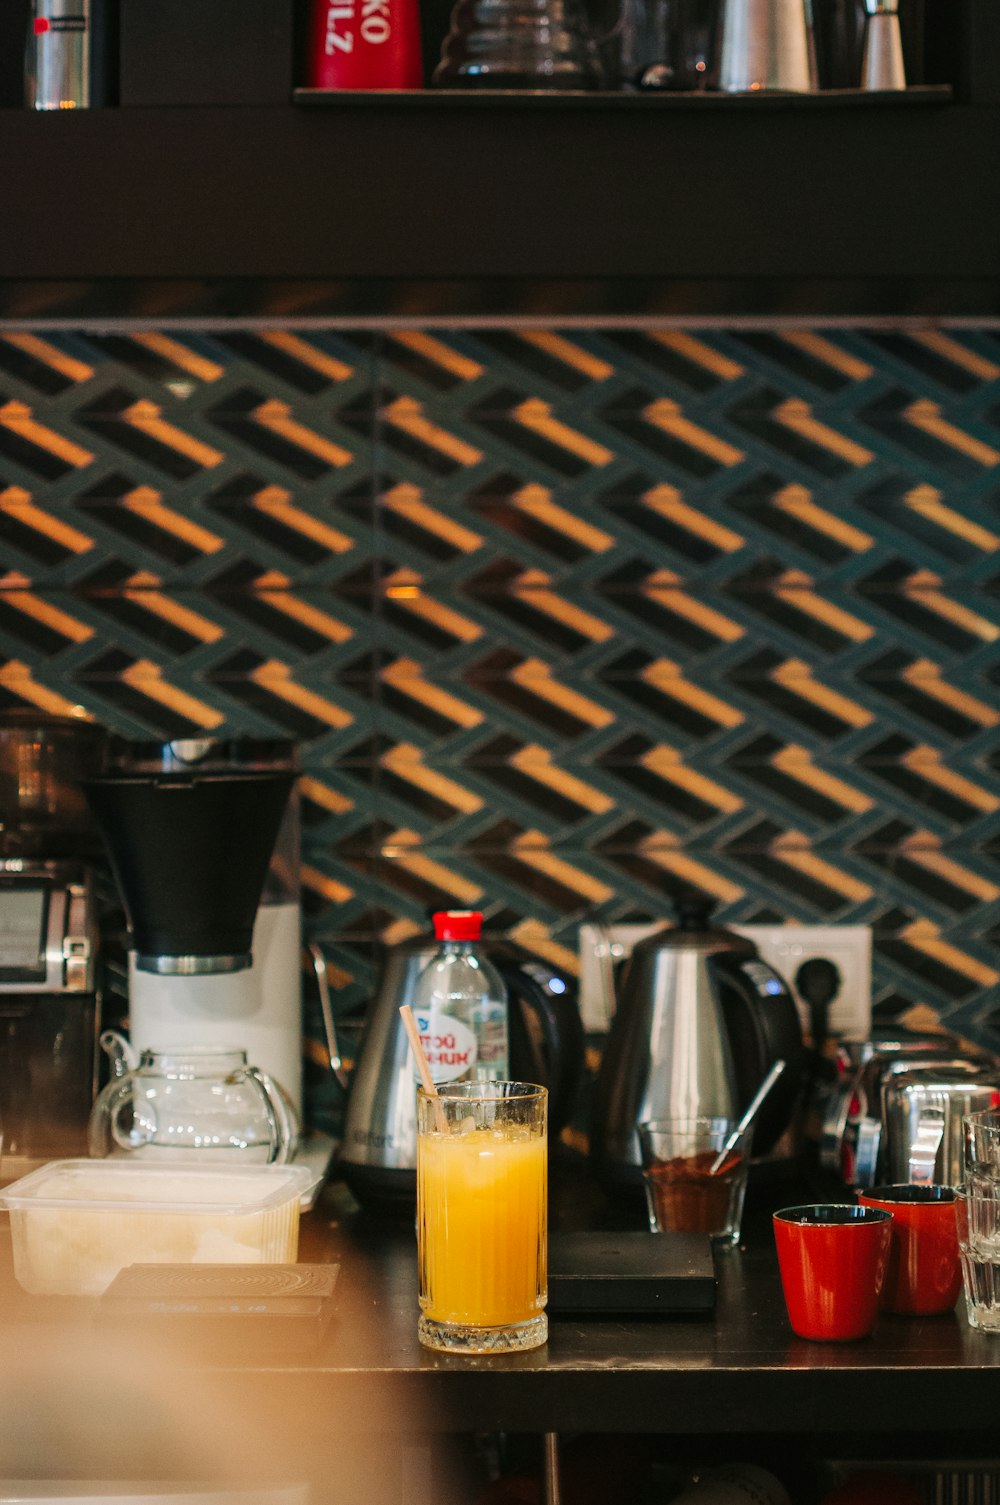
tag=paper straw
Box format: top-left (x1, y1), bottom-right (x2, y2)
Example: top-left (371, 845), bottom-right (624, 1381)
top-left (399, 1004), bottom-right (448, 1134)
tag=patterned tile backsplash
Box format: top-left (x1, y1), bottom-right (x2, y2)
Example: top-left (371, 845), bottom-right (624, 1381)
top-left (2, 324), bottom-right (999, 1132)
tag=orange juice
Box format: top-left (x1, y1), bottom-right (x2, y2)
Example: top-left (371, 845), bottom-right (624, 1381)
top-left (416, 1082), bottom-right (548, 1353)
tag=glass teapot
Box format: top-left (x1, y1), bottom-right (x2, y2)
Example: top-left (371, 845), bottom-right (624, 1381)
top-left (89, 1034), bottom-right (299, 1165)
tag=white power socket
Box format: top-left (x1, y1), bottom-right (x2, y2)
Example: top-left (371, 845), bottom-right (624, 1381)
top-left (578, 921), bottom-right (872, 1043)
top-left (732, 924), bottom-right (872, 1045)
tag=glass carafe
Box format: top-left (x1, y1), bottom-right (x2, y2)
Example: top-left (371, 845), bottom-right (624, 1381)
top-left (432, 0), bottom-right (603, 87)
top-left (88, 1043), bottom-right (299, 1165)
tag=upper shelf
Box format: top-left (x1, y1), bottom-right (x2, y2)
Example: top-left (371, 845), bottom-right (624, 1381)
top-left (292, 83), bottom-right (954, 109)
top-left (7, 0), bottom-right (1000, 337)
top-left (3, 86), bottom-right (998, 325)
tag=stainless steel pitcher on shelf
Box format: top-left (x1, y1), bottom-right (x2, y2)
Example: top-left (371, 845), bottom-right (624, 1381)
top-left (860, 0), bottom-right (906, 89)
top-left (719, 0), bottom-right (818, 91)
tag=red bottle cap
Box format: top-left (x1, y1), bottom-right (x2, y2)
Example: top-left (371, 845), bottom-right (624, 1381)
top-left (432, 910), bottom-right (483, 942)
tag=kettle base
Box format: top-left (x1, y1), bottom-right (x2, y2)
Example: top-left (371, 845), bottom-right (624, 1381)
top-left (339, 1160), bottom-right (416, 1218)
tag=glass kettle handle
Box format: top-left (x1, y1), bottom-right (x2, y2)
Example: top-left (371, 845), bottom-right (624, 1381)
top-left (99, 1028), bottom-right (138, 1079)
top-left (88, 1074), bottom-right (156, 1156)
top-left (242, 1065), bottom-right (300, 1165)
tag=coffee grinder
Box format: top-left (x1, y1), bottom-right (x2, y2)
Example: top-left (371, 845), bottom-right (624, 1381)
top-left (82, 737), bottom-right (304, 1116)
top-left (0, 711), bottom-right (108, 1171)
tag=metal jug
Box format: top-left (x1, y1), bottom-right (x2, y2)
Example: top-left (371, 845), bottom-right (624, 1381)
top-left (861, 0), bottom-right (905, 89)
top-left (591, 897), bottom-right (804, 1196)
top-left (719, 0), bottom-right (818, 91)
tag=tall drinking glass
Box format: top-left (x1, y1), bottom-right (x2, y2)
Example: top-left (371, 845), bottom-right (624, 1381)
top-left (416, 1081), bottom-right (548, 1354)
top-left (958, 1110), bottom-right (1000, 1332)
top-left (956, 1177), bottom-right (1000, 1333)
top-left (964, 1109), bottom-right (1000, 1176)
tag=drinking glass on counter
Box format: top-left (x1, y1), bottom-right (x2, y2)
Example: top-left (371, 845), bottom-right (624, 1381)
top-left (957, 1109), bottom-right (1000, 1333)
top-left (416, 1080), bottom-right (548, 1354)
top-left (963, 1108), bottom-right (1000, 1173)
top-left (638, 1116), bottom-right (752, 1248)
top-left (956, 1177), bottom-right (1000, 1333)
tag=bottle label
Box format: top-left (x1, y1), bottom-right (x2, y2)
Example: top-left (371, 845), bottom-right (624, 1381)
top-left (476, 1012), bottom-right (509, 1077)
top-left (414, 1010), bottom-right (478, 1084)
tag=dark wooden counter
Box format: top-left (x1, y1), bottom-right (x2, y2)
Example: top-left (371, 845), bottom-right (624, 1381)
top-left (292, 1200), bottom-right (1000, 1438)
top-left (2, 1177), bottom-right (1000, 1504)
top-left (5, 1183), bottom-right (1000, 1432)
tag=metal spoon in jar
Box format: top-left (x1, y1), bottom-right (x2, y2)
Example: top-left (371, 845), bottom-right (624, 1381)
top-left (709, 1059), bottom-right (787, 1175)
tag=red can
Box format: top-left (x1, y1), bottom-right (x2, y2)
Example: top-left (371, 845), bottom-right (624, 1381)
top-left (306, 0), bottom-right (423, 89)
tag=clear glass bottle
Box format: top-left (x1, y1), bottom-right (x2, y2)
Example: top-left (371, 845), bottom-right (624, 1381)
top-left (412, 911), bottom-right (509, 1085)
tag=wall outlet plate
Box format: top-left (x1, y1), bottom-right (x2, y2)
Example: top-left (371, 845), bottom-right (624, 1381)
top-left (578, 921), bottom-right (872, 1042)
top-left (731, 924), bottom-right (872, 1045)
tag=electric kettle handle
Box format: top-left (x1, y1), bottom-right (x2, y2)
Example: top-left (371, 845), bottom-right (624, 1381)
top-left (499, 962), bottom-right (582, 1126)
top-left (711, 951), bottom-right (804, 1157)
top-left (713, 952), bottom-right (804, 1069)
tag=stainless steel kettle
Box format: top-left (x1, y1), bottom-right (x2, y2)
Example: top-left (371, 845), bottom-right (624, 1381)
top-left (591, 898), bottom-right (804, 1195)
top-left (338, 930), bottom-right (584, 1213)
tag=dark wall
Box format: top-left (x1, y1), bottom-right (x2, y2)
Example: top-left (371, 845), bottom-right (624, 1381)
top-left (1, 323), bottom-right (998, 1130)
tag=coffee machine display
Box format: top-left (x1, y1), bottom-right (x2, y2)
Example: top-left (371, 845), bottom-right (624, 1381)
top-left (590, 897), bottom-right (805, 1196)
top-left (82, 737), bottom-right (305, 1118)
top-left (0, 711), bottom-right (108, 1170)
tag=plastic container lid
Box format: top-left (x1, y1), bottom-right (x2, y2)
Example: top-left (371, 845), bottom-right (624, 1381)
top-left (0, 1488), bottom-right (307, 1505)
top-left (0, 1160), bottom-right (317, 1215)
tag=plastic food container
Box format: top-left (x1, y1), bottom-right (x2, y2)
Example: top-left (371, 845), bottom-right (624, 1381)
top-left (0, 1160), bottom-right (316, 1296)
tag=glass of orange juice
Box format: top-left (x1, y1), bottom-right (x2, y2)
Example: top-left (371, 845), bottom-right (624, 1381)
top-left (416, 1080), bottom-right (548, 1354)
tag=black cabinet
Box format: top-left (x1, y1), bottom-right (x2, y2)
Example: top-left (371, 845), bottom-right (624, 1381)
top-left (0, 0), bottom-right (998, 322)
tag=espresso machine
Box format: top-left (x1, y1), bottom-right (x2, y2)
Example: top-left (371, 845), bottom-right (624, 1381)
top-left (0, 711), bottom-right (108, 1170)
top-left (82, 737), bottom-right (305, 1117)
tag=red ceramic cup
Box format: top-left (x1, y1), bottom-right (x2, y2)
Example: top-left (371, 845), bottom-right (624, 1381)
top-left (858, 1184), bottom-right (961, 1316)
top-left (773, 1204), bottom-right (893, 1341)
